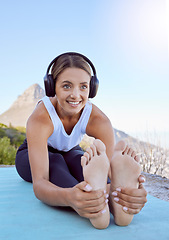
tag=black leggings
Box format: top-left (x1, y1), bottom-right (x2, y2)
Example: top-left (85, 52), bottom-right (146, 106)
top-left (15, 139), bottom-right (85, 188)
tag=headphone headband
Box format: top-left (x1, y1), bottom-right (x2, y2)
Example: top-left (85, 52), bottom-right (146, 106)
top-left (44, 52), bottom-right (99, 98)
top-left (46, 52), bottom-right (97, 77)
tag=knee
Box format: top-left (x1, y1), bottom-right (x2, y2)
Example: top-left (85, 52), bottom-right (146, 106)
top-left (49, 153), bottom-right (65, 166)
top-left (15, 151), bottom-right (32, 183)
top-left (49, 153), bottom-right (68, 174)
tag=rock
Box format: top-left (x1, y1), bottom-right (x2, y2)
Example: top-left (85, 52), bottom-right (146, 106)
top-left (143, 172), bottom-right (169, 202)
top-left (0, 84), bottom-right (45, 127)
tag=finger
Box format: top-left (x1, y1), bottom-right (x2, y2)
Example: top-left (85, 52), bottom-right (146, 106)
top-left (82, 188), bottom-right (106, 202)
top-left (89, 207), bottom-right (108, 219)
top-left (82, 190), bottom-right (109, 209)
top-left (138, 175), bottom-right (146, 183)
top-left (113, 193), bottom-right (146, 208)
top-left (120, 191), bottom-right (147, 204)
top-left (76, 181), bottom-right (92, 192)
top-left (86, 190), bottom-right (109, 203)
top-left (122, 206), bottom-right (142, 215)
top-left (138, 183), bottom-right (148, 198)
top-left (117, 186), bottom-right (147, 198)
top-left (112, 194), bottom-right (145, 213)
top-left (82, 194), bottom-right (106, 208)
top-left (138, 184), bottom-right (148, 198)
top-left (84, 200), bottom-right (108, 213)
top-left (81, 207), bottom-right (107, 219)
top-left (112, 188), bottom-right (147, 206)
top-left (74, 194), bottom-right (106, 211)
top-left (76, 182), bottom-right (108, 202)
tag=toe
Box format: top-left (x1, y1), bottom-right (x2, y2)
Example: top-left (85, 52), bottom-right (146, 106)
top-left (122, 145), bottom-right (129, 155)
top-left (93, 139), bottom-right (106, 154)
top-left (85, 147), bottom-right (93, 159)
top-left (131, 150), bottom-right (136, 157)
top-left (90, 144), bottom-right (97, 156)
top-left (114, 140), bottom-right (127, 153)
top-left (83, 152), bottom-right (90, 162)
top-left (81, 156), bottom-right (88, 167)
top-left (127, 148), bottom-right (133, 157)
top-left (134, 154), bottom-right (140, 163)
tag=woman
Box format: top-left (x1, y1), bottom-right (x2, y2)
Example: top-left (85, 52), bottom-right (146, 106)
top-left (15, 52), bottom-right (147, 229)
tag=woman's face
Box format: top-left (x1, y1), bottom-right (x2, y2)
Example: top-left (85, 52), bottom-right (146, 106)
top-left (55, 67), bottom-right (90, 117)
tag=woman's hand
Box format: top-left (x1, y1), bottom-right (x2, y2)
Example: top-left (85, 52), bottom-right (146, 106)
top-left (112, 174), bottom-right (147, 215)
top-left (67, 181), bottom-right (108, 219)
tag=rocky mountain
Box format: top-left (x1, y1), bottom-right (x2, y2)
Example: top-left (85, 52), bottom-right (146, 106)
top-left (0, 84), bottom-right (45, 127)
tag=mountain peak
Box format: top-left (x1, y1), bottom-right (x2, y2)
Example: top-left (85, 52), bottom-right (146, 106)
top-left (11, 84), bottom-right (45, 108)
top-left (0, 83), bottom-right (45, 127)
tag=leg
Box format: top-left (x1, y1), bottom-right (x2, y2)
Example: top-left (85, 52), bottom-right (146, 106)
top-left (109, 140), bottom-right (141, 226)
top-left (63, 145), bottom-right (84, 182)
top-left (15, 139), bottom-right (32, 182)
top-left (81, 139), bottom-right (110, 229)
top-left (49, 151), bottom-right (79, 188)
top-left (15, 139), bottom-right (79, 188)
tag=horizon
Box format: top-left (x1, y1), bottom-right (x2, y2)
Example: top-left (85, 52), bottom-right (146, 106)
top-left (0, 0), bottom-right (169, 148)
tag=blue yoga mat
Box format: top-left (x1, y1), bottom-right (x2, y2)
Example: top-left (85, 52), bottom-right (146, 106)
top-left (0, 167), bottom-right (169, 240)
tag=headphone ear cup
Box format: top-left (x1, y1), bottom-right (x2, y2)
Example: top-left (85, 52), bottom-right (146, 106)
top-left (44, 52), bottom-right (99, 98)
top-left (44, 74), bottom-right (55, 97)
top-left (89, 76), bottom-right (99, 98)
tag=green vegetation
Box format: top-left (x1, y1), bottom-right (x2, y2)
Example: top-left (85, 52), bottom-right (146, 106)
top-left (0, 124), bottom-right (26, 165)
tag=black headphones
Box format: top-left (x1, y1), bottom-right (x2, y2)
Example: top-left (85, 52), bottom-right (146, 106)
top-left (44, 52), bottom-right (99, 98)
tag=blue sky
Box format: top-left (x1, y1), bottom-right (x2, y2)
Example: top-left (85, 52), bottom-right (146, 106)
top-left (0, 0), bottom-right (169, 147)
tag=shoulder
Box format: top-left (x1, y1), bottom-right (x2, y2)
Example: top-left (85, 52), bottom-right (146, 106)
top-left (88, 103), bottom-right (111, 126)
top-left (86, 103), bottom-right (114, 138)
top-left (26, 101), bottom-right (53, 140)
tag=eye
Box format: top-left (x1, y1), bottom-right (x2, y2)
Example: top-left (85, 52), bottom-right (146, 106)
top-left (81, 85), bottom-right (88, 90)
top-left (63, 84), bottom-right (71, 89)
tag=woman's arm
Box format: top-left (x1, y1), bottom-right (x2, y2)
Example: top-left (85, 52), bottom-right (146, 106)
top-left (26, 105), bottom-right (68, 206)
top-left (86, 104), bottom-right (115, 165)
top-left (26, 103), bottom-right (108, 218)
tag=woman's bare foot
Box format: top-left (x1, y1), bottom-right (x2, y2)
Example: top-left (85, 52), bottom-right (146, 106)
top-left (109, 140), bottom-right (141, 226)
top-left (81, 139), bottom-right (110, 229)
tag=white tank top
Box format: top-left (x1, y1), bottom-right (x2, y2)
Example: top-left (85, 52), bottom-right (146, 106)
top-left (41, 96), bottom-right (92, 152)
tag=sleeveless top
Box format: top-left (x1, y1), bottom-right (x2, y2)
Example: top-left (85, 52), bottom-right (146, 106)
top-left (41, 96), bottom-right (92, 152)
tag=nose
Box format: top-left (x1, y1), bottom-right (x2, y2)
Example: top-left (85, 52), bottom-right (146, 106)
top-left (70, 87), bottom-right (80, 98)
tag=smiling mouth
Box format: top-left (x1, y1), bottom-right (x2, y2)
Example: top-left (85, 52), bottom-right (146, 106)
top-left (67, 101), bottom-right (82, 106)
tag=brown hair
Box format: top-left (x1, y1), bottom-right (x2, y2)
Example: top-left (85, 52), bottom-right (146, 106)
top-left (51, 54), bottom-right (92, 83)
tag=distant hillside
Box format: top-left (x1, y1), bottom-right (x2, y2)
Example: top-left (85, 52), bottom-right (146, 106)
top-left (0, 84), bottom-right (45, 127)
